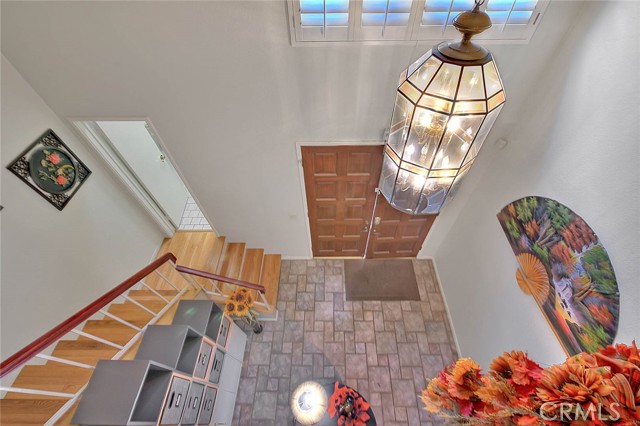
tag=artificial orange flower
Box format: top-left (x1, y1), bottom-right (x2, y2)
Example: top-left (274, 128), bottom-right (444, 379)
top-left (476, 376), bottom-right (518, 408)
top-left (420, 343), bottom-right (640, 426)
top-left (516, 415), bottom-right (540, 426)
top-left (448, 358), bottom-right (482, 400)
top-left (490, 351), bottom-right (543, 388)
top-left (537, 363), bottom-right (615, 406)
top-left (421, 377), bottom-right (455, 413)
top-left (328, 382), bottom-right (370, 426)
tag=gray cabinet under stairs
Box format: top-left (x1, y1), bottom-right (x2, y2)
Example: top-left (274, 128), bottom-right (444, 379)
top-left (72, 300), bottom-right (247, 426)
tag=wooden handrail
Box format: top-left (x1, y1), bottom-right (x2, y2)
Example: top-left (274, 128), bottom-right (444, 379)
top-left (0, 253), bottom-right (177, 378)
top-left (175, 265), bottom-right (266, 293)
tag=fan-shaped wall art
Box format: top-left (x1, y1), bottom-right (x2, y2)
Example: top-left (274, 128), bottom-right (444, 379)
top-left (497, 196), bottom-right (619, 355)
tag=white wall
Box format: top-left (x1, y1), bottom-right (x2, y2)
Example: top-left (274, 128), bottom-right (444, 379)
top-left (0, 56), bottom-right (164, 359)
top-left (0, 1), bottom-right (423, 258)
top-left (97, 121), bottom-right (190, 228)
top-left (424, 1), bottom-right (640, 367)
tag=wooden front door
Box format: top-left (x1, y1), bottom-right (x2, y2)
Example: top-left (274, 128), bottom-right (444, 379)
top-left (302, 145), bottom-right (437, 258)
top-left (302, 145), bottom-right (383, 257)
top-left (366, 196), bottom-right (437, 258)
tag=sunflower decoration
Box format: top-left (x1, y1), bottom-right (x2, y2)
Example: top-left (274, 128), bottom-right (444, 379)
top-left (235, 301), bottom-right (249, 316)
top-left (234, 290), bottom-right (246, 305)
top-left (239, 288), bottom-right (255, 307)
top-left (223, 287), bottom-right (262, 333)
top-left (224, 299), bottom-right (238, 316)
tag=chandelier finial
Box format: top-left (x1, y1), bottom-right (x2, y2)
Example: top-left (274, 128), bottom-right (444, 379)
top-left (437, 0), bottom-right (492, 61)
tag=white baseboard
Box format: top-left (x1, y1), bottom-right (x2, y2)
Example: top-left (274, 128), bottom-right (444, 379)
top-left (422, 256), bottom-right (462, 358)
top-left (281, 255), bottom-right (313, 260)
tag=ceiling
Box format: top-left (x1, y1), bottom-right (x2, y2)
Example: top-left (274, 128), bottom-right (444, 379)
top-left (0, 0), bottom-right (583, 256)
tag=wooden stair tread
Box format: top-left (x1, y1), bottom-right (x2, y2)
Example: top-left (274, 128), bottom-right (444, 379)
top-left (217, 242), bottom-right (245, 292)
top-left (218, 243), bottom-right (245, 278)
top-left (107, 302), bottom-right (154, 324)
top-left (78, 320), bottom-right (138, 345)
top-left (258, 254), bottom-right (281, 312)
top-left (50, 340), bottom-right (119, 366)
top-left (128, 289), bottom-right (178, 297)
top-left (0, 399), bottom-right (68, 425)
top-left (6, 365), bottom-right (93, 399)
top-left (151, 232), bottom-right (224, 290)
top-left (192, 234), bottom-right (226, 288)
top-left (51, 400), bottom-right (80, 426)
top-left (240, 249), bottom-right (264, 284)
top-left (207, 236), bottom-right (226, 274)
top-left (126, 289), bottom-right (176, 304)
top-left (122, 293), bottom-right (165, 311)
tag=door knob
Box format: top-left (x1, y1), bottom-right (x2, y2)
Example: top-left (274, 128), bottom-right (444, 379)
top-left (361, 221), bottom-right (370, 232)
top-left (374, 217), bottom-right (381, 225)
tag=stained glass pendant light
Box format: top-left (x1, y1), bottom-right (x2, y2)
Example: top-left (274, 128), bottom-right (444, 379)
top-left (379, 0), bottom-right (505, 214)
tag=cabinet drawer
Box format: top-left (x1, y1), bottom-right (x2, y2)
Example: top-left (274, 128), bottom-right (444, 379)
top-left (181, 381), bottom-right (205, 425)
top-left (197, 385), bottom-right (218, 425)
top-left (193, 340), bottom-right (214, 380)
top-left (159, 376), bottom-right (190, 425)
top-left (208, 348), bottom-right (225, 385)
top-left (217, 316), bottom-right (231, 348)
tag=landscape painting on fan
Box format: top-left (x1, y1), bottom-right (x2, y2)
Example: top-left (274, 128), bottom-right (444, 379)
top-left (497, 196), bottom-right (619, 356)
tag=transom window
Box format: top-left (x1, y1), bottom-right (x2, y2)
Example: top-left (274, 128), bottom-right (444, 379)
top-left (300, 0), bottom-right (350, 27)
top-left (288, 0), bottom-right (548, 44)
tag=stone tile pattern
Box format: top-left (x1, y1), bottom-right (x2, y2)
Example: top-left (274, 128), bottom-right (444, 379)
top-left (179, 196), bottom-right (212, 230)
top-left (233, 260), bottom-right (458, 426)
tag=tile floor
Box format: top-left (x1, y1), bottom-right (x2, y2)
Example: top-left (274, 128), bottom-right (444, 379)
top-left (179, 196), bottom-right (212, 230)
top-left (233, 259), bottom-right (457, 426)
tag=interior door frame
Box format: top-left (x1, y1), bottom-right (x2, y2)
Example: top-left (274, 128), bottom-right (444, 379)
top-left (295, 141), bottom-right (385, 259)
top-left (70, 116), bottom-right (218, 238)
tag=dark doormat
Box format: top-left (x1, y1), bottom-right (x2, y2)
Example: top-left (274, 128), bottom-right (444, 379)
top-left (344, 259), bottom-right (420, 301)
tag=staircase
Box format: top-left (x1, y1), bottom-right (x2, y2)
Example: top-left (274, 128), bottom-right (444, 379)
top-left (157, 233), bottom-right (281, 315)
top-left (0, 231), bottom-right (281, 426)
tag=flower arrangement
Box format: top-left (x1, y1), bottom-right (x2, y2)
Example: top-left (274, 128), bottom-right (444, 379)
top-left (38, 149), bottom-right (75, 188)
top-left (421, 342), bottom-right (640, 425)
top-left (328, 381), bottom-right (371, 426)
top-left (223, 288), bottom-right (262, 333)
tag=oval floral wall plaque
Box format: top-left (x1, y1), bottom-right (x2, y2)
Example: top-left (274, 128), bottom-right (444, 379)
top-left (497, 196), bottom-right (620, 355)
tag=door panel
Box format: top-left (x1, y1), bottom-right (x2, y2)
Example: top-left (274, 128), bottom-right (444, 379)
top-left (366, 196), bottom-right (437, 258)
top-left (302, 146), bottom-right (383, 257)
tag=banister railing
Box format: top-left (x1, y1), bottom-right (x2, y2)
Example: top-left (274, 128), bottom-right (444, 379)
top-left (175, 264), bottom-right (274, 313)
top-left (0, 252), bottom-right (278, 426)
top-left (0, 253), bottom-right (177, 378)
top-left (174, 265), bottom-right (266, 293)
